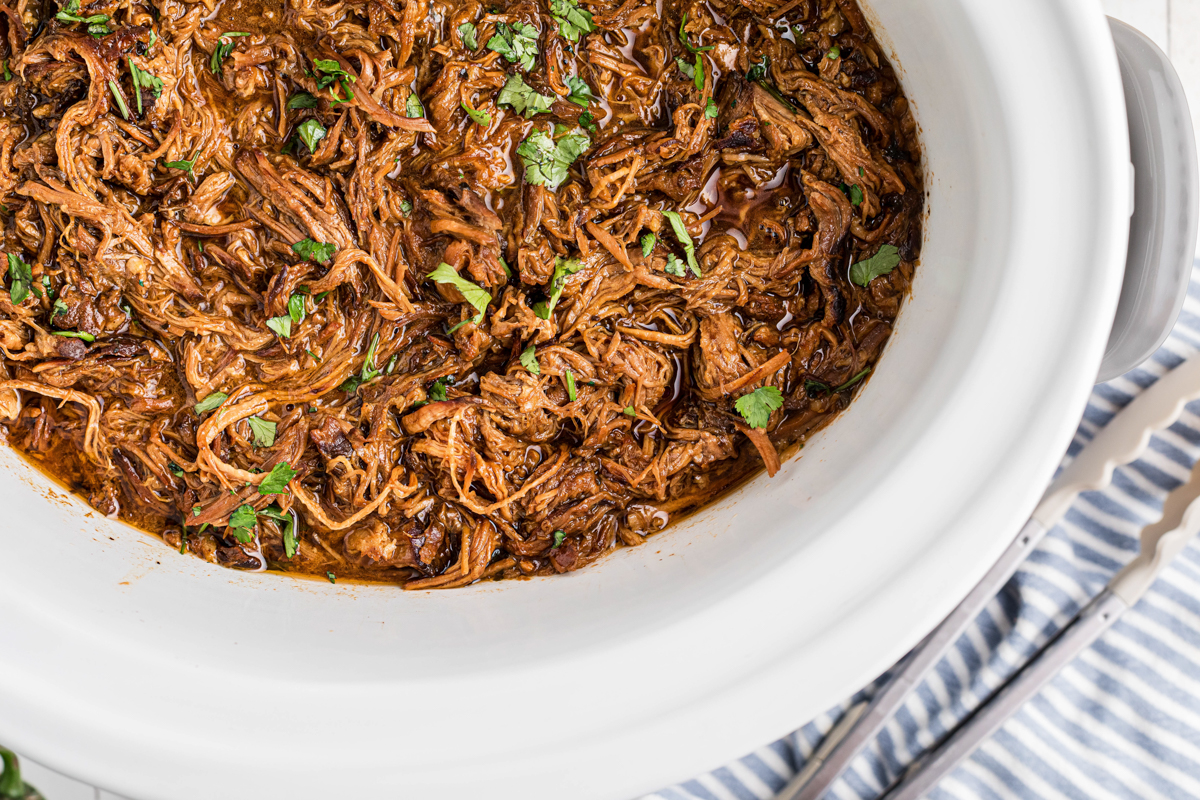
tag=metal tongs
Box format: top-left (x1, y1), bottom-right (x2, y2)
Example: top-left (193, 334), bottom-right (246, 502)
top-left (779, 353), bottom-right (1200, 800)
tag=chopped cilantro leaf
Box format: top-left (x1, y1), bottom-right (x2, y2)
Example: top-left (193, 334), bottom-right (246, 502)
top-left (705, 98), bottom-right (718, 118)
top-left (405, 91), bottom-right (425, 118)
top-left (520, 344), bottom-right (540, 374)
top-left (258, 461), bottom-right (297, 494)
top-left (296, 118), bottom-right (326, 153)
top-left (6, 253), bottom-right (31, 304)
top-left (210, 31), bottom-right (250, 75)
top-left (516, 127), bottom-right (589, 190)
top-left (849, 244), bottom-right (902, 286)
top-left (534, 256), bottom-right (581, 319)
top-left (565, 74), bottom-right (594, 107)
top-left (661, 210), bottom-right (702, 277)
top-left (266, 315), bottom-right (291, 338)
top-left (664, 253), bottom-right (685, 277)
top-left (458, 22), bottom-right (478, 49)
top-left (292, 238), bottom-right (336, 264)
top-left (428, 377), bottom-right (449, 402)
top-left (550, 0), bottom-right (594, 43)
top-left (461, 101), bottom-right (490, 126)
top-left (497, 74), bottom-right (555, 119)
top-left (552, 530), bottom-right (565, 548)
top-left (486, 21), bottom-right (539, 71)
top-left (578, 109), bottom-right (597, 133)
top-left (427, 263), bottom-right (492, 326)
top-left (194, 392), bottom-right (227, 413)
top-left (640, 233), bottom-right (656, 257)
top-left (248, 416), bottom-right (276, 447)
top-left (288, 293), bottom-right (306, 325)
top-left (288, 92), bottom-right (318, 109)
top-left (735, 385), bottom-right (783, 429)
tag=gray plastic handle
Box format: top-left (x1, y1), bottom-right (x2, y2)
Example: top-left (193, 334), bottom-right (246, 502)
top-left (1099, 19), bottom-right (1199, 383)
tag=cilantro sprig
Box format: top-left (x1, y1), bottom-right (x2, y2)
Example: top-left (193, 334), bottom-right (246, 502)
top-left (735, 386), bottom-right (783, 429)
top-left (487, 21), bottom-right (539, 71)
top-left (520, 344), bottom-right (540, 374)
top-left (292, 238), bottom-right (336, 264)
top-left (516, 127), bottom-right (589, 190)
top-left (849, 244), bottom-right (902, 286)
top-left (497, 74), bottom-right (555, 119)
top-left (533, 256), bottom-right (582, 319)
top-left (565, 75), bottom-right (594, 107)
top-left (550, 0), bottom-right (594, 43)
top-left (428, 263), bottom-right (492, 330)
top-left (5, 253), bottom-right (31, 304)
top-left (661, 210), bottom-right (702, 277)
top-left (210, 31), bottom-right (251, 75)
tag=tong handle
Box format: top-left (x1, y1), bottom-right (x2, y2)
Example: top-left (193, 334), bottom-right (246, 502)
top-left (1034, 354), bottom-right (1200, 528)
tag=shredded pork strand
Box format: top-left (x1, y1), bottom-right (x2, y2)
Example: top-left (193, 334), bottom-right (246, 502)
top-left (0, 0), bottom-right (921, 584)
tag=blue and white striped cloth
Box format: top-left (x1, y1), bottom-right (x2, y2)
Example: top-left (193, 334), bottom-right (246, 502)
top-left (642, 263), bottom-right (1200, 800)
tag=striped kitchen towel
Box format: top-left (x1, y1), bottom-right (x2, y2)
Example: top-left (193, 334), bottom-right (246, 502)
top-left (641, 262), bottom-right (1200, 800)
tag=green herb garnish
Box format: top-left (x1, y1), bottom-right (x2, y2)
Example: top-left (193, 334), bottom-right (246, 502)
top-left (640, 233), bottom-right (655, 257)
top-left (516, 127), bottom-right (589, 190)
top-left (705, 98), bottom-right (718, 119)
top-left (428, 377), bottom-right (449, 402)
top-left (266, 315), bottom-right (291, 338)
top-left (565, 74), bottom-right (594, 107)
top-left (228, 503), bottom-right (257, 543)
top-left (520, 344), bottom-right (540, 374)
top-left (533, 256), bottom-right (581, 319)
top-left (194, 391), bottom-right (228, 413)
top-left (827, 45), bottom-right (841, 59)
top-left (661, 210), bottom-right (701, 277)
top-left (210, 31), bottom-right (251, 75)
top-left (296, 118), bottom-right (326, 153)
top-left (458, 22), bottom-right (478, 49)
top-left (497, 74), bottom-right (555, 119)
top-left (849, 244), bottom-right (902, 286)
top-left (128, 60), bottom-right (163, 116)
top-left (6, 253), bottom-right (31, 304)
top-left (288, 92), bottom-right (318, 109)
top-left (578, 110), bottom-right (597, 134)
top-left (163, 152), bottom-right (197, 176)
top-left (486, 21), bottom-right (539, 70)
top-left (288, 293), bottom-right (306, 325)
top-left (735, 385), bottom-right (783, 429)
top-left (292, 238), bottom-right (336, 264)
top-left (461, 101), bottom-right (490, 126)
top-left (107, 79), bottom-right (129, 120)
top-left (678, 12), bottom-right (713, 53)
top-left (565, 369), bottom-right (576, 401)
top-left (248, 416), bottom-right (276, 447)
top-left (552, 530), bottom-right (565, 548)
top-left (406, 90), bottom-right (424, 118)
top-left (258, 461), bottom-right (297, 494)
top-left (53, 330), bottom-right (94, 342)
top-left (550, 0), bottom-right (594, 43)
top-left (428, 262), bottom-right (492, 326)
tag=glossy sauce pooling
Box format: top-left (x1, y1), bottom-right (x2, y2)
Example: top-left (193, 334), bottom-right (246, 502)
top-left (0, 0), bottom-right (921, 586)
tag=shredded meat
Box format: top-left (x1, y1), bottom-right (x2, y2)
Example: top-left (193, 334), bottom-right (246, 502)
top-left (0, 0), bottom-right (921, 586)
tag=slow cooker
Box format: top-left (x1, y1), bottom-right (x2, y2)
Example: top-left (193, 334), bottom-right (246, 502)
top-left (1, 0), bottom-right (1192, 797)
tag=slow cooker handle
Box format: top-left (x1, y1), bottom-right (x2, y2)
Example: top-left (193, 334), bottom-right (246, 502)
top-left (1098, 19), bottom-right (1199, 384)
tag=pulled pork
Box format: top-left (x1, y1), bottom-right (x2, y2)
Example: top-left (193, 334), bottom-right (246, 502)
top-left (0, 0), bottom-right (921, 586)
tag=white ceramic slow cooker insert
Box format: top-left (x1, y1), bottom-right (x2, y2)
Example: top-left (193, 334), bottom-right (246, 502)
top-left (0, 0), bottom-right (1132, 797)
